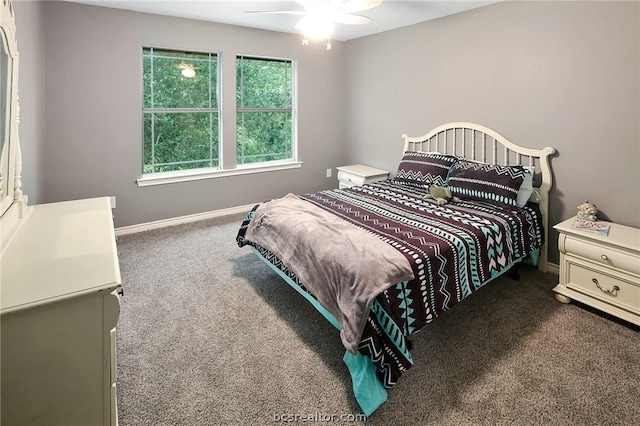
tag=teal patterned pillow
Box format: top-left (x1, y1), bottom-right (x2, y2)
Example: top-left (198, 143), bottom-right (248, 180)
top-left (447, 160), bottom-right (527, 208)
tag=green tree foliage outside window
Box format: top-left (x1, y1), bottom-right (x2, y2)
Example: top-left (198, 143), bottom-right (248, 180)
top-left (236, 56), bottom-right (293, 165)
top-left (143, 48), bottom-right (219, 174)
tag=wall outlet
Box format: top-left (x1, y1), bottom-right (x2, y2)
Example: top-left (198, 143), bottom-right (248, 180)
top-left (326, 168), bottom-right (332, 178)
top-left (110, 196), bottom-right (116, 209)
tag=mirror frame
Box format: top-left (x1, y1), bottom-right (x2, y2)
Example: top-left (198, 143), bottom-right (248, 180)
top-left (0, 0), bottom-right (28, 254)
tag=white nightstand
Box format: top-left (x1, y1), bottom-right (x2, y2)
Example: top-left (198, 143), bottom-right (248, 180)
top-left (553, 217), bottom-right (640, 326)
top-left (336, 164), bottom-right (390, 189)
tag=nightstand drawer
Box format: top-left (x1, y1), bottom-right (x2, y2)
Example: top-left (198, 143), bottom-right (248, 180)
top-left (336, 164), bottom-right (389, 189)
top-left (562, 235), bottom-right (640, 276)
top-left (337, 170), bottom-right (367, 186)
top-left (567, 261), bottom-right (640, 312)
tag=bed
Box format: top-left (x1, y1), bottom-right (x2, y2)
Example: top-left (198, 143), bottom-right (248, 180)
top-left (236, 122), bottom-right (556, 416)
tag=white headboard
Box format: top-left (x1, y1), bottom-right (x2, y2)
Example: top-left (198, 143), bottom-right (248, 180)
top-left (402, 122), bottom-right (556, 272)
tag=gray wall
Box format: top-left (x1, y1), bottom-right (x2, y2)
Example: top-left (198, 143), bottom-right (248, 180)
top-left (344, 0), bottom-right (640, 264)
top-left (14, 0), bottom-right (45, 204)
top-left (40, 1), bottom-right (346, 227)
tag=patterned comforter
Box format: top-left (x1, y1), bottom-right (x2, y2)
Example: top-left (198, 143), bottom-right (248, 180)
top-left (236, 179), bottom-right (543, 389)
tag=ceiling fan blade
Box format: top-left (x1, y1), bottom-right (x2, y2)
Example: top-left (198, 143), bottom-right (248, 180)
top-left (332, 13), bottom-right (371, 25)
top-left (245, 10), bottom-right (307, 16)
top-left (339, 0), bottom-right (383, 14)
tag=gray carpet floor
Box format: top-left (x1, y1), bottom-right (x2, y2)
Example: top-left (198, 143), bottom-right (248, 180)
top-left (115, 213), bottom-right (639, 425)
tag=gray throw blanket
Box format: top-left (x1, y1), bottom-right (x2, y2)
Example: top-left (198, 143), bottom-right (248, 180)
top-left (245, 193), bottom-right (414, 353)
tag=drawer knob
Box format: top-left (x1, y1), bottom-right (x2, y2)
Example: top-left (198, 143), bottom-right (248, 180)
top-left (600, 254), bottom-right (608, 261)
top-left (592, 278), bottom-right (619, 296)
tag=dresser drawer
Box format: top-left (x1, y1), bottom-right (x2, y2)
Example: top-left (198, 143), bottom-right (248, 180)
top-left (566, 261), bottom-right (640, 312)
top-left (561, 234), bottom-right (640, 276)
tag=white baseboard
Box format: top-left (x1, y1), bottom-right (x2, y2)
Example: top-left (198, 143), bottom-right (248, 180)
top-left (546, 262), bottom-right (559, 275)
top-left (115, 204), bottom-right (255, 237)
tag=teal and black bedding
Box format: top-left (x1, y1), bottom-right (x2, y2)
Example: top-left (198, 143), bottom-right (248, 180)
top-left (236, 179), bottom-right (543, 412)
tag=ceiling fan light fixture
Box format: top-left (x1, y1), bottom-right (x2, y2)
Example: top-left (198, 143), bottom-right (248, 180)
top-left (247, 0), bottom-right (383, 50)
top-left (296, 15), bottom-right (333, 40)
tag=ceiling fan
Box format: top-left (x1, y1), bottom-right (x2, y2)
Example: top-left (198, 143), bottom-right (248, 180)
top-left (246, 0), bottom-right (383, 48)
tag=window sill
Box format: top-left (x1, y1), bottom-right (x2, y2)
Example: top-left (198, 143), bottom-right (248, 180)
top-left (136, 161), bottom-right (303, 187)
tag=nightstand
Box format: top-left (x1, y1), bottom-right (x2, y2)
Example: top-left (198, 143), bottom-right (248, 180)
top-left (336, 164), bottom-right (390, 189)
top-left (553, 217), bottom-right (640, 326)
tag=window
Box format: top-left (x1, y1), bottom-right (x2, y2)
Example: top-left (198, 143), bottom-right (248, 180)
top-left (142, 47), bottom-right (219, 174)
top-left (236, 56), bottom-right (294, 165)
top-left (139, 49), bottom-right (299, 186)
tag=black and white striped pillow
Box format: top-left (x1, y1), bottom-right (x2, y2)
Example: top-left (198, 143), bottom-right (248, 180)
top-left (447, 160), bottom-right (527, 208)
top-left (394, 151), bottom-right (458, 188)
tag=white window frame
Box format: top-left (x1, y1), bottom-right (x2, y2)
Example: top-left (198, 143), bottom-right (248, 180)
top-left (139, 47), bottom-right (221, 184)
top-left (137, 50), bottom-right (301, 188)
top-left (236, 55), bottom-right (297, 167)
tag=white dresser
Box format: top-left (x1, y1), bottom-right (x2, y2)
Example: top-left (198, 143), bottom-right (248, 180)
top-left (336, 164), bottom-right (390, 189)
top-left (553, 217), bottom-right (640, 326)
top-left (1, 197), bottom-right (122, 425)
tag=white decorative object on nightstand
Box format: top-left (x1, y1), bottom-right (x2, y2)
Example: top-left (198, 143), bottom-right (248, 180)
top-left (336, 164), bottom-right (389, 189)
top-left (553, 217), bottom-right (640, 326)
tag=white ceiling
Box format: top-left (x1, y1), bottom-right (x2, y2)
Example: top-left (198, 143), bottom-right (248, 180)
top-left (63, 0), bottom-right (499, 41)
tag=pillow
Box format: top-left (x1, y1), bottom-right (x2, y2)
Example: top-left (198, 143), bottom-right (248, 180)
top-left (454, 158), bottom-right (535, 207)
top-left (447, 160), bottom-right (528, 208)
top-left (516, 166), bottom-right (535, 207)
top-left (394, 151), bottom-right (458, 188)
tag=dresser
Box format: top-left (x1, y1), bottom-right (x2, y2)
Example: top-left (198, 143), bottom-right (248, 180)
top-left (1, 197), bottom-right (122, 425)
top-left (553, 217), bottom-right (640, 326)
top-left (336, 164), bottom-right (390, 189)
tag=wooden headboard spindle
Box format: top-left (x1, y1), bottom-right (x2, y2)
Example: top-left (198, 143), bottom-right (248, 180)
top-left (482, 133), bottom-right (487, 163)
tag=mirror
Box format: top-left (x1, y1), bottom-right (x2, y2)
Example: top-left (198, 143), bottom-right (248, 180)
top-left (1, 0), bottom-right (28, 253)
top-left (0, 26), bottom-right (11, 207)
